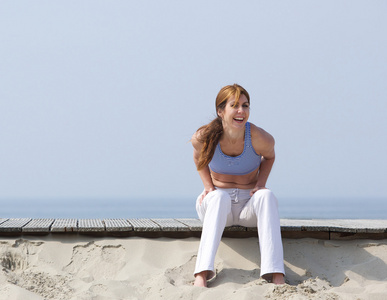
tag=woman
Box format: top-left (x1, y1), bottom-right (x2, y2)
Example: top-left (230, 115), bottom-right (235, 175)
top-left (191, 84), bottom-right (285, 287)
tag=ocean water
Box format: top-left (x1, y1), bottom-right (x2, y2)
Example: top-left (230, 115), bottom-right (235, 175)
top-left (1, 197), bottom-right (386, 219)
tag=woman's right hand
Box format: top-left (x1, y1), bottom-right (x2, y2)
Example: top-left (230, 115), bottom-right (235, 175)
top-left (199, 187), bottom-right (216, 205)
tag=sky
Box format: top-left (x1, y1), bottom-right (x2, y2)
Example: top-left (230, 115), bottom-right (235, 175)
top-left (1, 1), bottom-right (387, 206)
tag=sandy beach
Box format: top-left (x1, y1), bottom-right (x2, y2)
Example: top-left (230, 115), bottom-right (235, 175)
top-left (0, 236), bottom-right (386, 299)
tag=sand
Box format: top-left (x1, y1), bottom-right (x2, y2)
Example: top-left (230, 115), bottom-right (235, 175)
top-left (0, 236), bottom-right (386, 300)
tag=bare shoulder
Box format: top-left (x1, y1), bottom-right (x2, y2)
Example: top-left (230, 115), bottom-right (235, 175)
top-left (250, 123), bottom-right (275, 145)
top-left (249, 123), bottom-right (275, 157)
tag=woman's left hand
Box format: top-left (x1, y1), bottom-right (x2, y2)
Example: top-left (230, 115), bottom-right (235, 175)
top-left (250, 186), bottom-right (267, 197)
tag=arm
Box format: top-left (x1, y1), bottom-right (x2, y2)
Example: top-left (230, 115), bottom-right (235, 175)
top-left (192, 131), bottom-right (215, 203)
top-left (250, 125), bottom-right (276, 196)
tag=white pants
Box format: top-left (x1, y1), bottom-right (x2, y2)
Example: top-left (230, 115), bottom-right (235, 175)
top-left (194, 188), bottom-right (285, 278)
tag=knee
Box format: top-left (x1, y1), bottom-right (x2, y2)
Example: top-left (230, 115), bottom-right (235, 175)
top-left (251, 189), bottom-right (277, 208)
top-left (252, 188), bottom-right (274, 199)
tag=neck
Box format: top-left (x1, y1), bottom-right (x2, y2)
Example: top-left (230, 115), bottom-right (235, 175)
top-left (221, 123), bottom-right (245, 144)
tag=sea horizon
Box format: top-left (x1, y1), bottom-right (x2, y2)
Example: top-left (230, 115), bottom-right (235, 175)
top-left (1, 196), bottom-right (386, 220)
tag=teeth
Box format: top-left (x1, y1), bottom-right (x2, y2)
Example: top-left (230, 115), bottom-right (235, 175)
top-left (235, 118), bottom-right (243, 121)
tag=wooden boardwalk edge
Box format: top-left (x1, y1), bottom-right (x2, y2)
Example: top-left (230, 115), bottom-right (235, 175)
top-left (0, 218), bottom-right (386, 239)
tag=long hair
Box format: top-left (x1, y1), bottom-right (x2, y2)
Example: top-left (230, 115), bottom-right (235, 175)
top-left (196, 84), bottom-right (250, 170)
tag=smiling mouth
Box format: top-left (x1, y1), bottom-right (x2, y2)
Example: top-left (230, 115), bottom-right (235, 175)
top-left (234, 117), bottom-right (244, 122)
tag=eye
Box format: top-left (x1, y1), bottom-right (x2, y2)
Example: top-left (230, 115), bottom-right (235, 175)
top-left (243, 103), bottom-right (249, 108)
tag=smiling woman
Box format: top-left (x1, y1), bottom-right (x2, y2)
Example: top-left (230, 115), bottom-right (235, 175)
top-left (194, 85), bottom-right (250, 171)
top-left (191, 84), bottom-right (285, 287)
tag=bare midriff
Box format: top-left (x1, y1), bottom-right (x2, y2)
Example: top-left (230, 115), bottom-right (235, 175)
top-left (210, 168), bottom-right (259, 189)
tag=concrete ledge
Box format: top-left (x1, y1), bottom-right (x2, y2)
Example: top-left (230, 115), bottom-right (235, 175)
top-left (0, 218), bottom-right (386, 239)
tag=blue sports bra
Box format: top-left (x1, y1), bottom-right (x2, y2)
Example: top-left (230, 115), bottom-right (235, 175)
top-left (209, 122), bottom-right (261, 175)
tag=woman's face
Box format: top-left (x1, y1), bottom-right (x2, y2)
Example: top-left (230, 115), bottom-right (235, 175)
top-left (218, 94), bottom-right (250, 129)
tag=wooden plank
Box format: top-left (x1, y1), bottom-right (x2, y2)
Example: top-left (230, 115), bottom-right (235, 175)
top-left (225, 225), bottom-right (247, 232)
top-left (78, 219), bottom-right (105, 232)
top-left (51, 219), bottom-right (78, 232)
top-left (104, 219), bottom-right (133, 232)
top-left (128, 219), bottom-right (160, 231)
top-left (330, 232), bottom-right (387, 240)
top-left (364, 220), bottom-right (387, 233)
top-left (22, 219), bottom-right (55, 233)
top-left (176, 218), bottom-right (202, 231)
top-left (247, 226), bottom-right (258, 232)
top-left (280, 219), bottom-right (387, 234)
top-left (151, 219), bottom-right (190, 231)
top-left (317, 219), bottom-right (359, 233)
top-left (328, 219), bottom-right (387, 233)
top-left (280, 219), bottom-right (304, 231)
top-left (0, 218), bottom-right (31, 232)
top-left (280, 219), bottom-right (330, 232)
top-left (0, 217), bottom-right (386, 238)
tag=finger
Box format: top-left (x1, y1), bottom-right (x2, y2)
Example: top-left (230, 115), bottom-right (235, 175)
top-left (199, 194), bottom-right (205, 205)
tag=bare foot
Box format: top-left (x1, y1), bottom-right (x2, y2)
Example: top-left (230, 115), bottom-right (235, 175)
top-left (193, 271), bottom-right (207, 287)
top-left (272, 273), bottom-right (285, 285)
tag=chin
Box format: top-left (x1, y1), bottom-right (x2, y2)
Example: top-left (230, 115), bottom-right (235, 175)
top-left (232, 121), bottom-right (246, 128)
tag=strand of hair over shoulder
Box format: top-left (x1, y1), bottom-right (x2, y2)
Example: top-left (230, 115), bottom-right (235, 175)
top-left (196, 117), bottom-right (223, 170)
